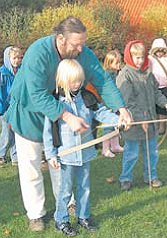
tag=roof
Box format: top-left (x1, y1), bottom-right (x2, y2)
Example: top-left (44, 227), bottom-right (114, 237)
top-left (117, 0), bottom-right (167, 25)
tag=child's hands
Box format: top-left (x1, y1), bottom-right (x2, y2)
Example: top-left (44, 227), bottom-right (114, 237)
top-left (141, 123), bottom-right (148, 132)
top-left (48, 157), bottom-right (60, 169)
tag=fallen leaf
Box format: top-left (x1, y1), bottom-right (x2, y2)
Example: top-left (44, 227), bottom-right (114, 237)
top-left (106, 176), bottom-right (114, 184)
top-left (13, 212), bottom-right (20, 216)
top-left (4, 228), bottom-right (11, 236)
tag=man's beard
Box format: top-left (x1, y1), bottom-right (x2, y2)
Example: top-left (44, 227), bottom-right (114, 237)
top-left (64, 50), bottom-right (80, 59)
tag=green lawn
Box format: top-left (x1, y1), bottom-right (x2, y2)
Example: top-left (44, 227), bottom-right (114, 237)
top-left (1, 141), bottom-right (167, 238)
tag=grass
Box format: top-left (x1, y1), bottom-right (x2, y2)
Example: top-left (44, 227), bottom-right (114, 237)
top-left (1, 140), bottom-right (167, 238)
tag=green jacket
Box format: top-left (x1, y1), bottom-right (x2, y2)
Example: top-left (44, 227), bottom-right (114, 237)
top-left (116, 65), bottom-right (167, 140)
top-left (5, 35), bottom-right (125, 142)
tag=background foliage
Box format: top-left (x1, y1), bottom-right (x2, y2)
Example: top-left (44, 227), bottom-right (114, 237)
top-left (28, 2), bottom-right (129, 60)
top-left (0, 0), bottom-right (45, 12)
top-left (134, 3), bottom-right (167, 47)
top-left (0, 0), bottom-right (166, 62)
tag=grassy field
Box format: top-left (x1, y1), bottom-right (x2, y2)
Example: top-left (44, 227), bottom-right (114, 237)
top-left (1, 141), bottom-right (167, 238)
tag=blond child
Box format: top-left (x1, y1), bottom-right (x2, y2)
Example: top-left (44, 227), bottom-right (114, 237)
top-left (43, 59), bottom-right (120, 236)
top-left (102, 50), bottom-right (124, 158)
top-left (116, 40), bottom-right (167, 191)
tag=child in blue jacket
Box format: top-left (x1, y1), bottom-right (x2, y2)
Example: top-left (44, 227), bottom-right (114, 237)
top-left (0, 46), bottom-right (23, 165)
top-left (43, 59), bottom-right (120, 236)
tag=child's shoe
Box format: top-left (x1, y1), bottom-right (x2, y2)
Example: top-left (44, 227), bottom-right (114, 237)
top-left (112, 145), bottom-right (124, 153)
top-left (151, 179), bottom-right (162, 188)
top-left (78, 218), bottom-right (96, 232)
top-left (102, 149), bottom-right (115, 158)
top-left (110, 136), bottom-right (123, 153)
top-left (144, 179), bottom-right (162, 188)
top-left (120, 181), bottom-right (132, 191)
top-left (55, 222), bottom-right (77, 236)
top-left (102, 140), bottom-right (115, 158)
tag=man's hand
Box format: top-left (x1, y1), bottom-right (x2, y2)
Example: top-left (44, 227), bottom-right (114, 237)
top-left (48, 157), bottom-right (60, 169)
top-left (61, 111), bottom-right (89, 134)
top-left (118, 107), bottom-right (133, 130)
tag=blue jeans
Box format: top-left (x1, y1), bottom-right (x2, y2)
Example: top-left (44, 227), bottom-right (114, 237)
top-left (0, 115), bottom-right (17, 162)
top-left (55, 162), bottom-right (90, 223)
top-left (119, 137), bottom-right (158, 183)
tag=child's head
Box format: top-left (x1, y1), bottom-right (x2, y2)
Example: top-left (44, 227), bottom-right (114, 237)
top-left (124, 40), bottom-right (149, 71)
top-left (103, 49), bottom-right (121, 71)
top-left (8, 46), bottom-right (23, 68)
top-left (3, 46), bottom-right (23, 74)
top-left (56, 59), bottom-right (85, 101)
top-left (130, 43), bottom-right (145, 69)
top-left (150, 38), bottom-right (167, 58)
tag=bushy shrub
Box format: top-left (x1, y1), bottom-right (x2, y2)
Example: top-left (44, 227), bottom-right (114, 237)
top-left (162, 27), bottom-right (167, 39)
top-left (44, 0), bottom-right (66, 8)
top-left (0, 7), bottom-right (33, 63)
top-left (44, 0), bottom-right (86, 8)
top-left (0, 0), bottom-right (45, 12)
top-left (139, 3), bottom-right (167, 44)
top-left (28, 3), bottom-right (104, 56)
top-left (28, 1), bottom-right (130, 59)
top-left (0, 7), bottom-right (33, 47)
top-left (87, 0), bottom-right (131, 58)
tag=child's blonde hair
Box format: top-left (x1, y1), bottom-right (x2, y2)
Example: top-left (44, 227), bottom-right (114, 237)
top-left (103, 49), bottom-right (121, 70)
top-left (9, 46), bottom-right (23, 57)
top-left (56, 59), bottom-right (85, 102)
top-left (130, 43), bottom-right (145, 56)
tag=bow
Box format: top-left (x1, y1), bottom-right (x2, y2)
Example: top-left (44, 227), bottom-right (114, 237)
top-left (97, 118), bottom-right (167, 147)
top-left (57, 118), bottom-right (167, 157)
top-left (58, 129), bottom-right (119, 157)
top-left (96, 118), bottom-right (167, 129)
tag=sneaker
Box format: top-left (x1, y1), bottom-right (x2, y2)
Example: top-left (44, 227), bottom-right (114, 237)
top-left (55, 222), bottom-right (77, 236)
top-left (151, 179), bottom-right (162, 188)
top-left (120, 181), bottom-right (132, 191)
top-left (144, 179), bottom-right (162, 188)
top-left (78, 218), bottom-right (96, 232)
top-left (29, 218), bottom-right (45, 231)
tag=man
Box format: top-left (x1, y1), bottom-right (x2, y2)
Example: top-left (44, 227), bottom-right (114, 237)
top-left (5, 16), bottom-right (131, 232)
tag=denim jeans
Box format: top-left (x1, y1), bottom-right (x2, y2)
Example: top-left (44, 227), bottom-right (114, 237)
top-left (48, 162), bottom-right (76, 207)
top-left (55, 162), bottom-right (90, 224)
top-left (0, 115), bottom-right (17, 162)
top-left (119, 136), bottom-right (158, 183)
